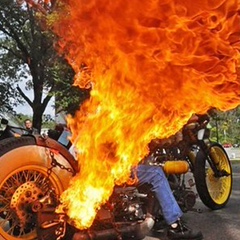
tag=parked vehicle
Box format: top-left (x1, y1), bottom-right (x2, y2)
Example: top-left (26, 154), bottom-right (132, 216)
top-left (223, 143), bottom-right (232, 148)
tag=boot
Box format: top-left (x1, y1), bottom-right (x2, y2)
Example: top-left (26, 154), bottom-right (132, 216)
top-left (167, 219), bottom-right (203, 240)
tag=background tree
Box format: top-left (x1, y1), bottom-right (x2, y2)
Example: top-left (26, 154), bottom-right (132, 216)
top-left (210, 105), bottom-right (240, 145)
top-left (0, 0), bottom-right (89, 131)
top-left (52, 60), bottom-right (91, 117)
top-left (210, 66), bottom-right (240, 145)
top-left (0, 80), bottom-right (21, 114)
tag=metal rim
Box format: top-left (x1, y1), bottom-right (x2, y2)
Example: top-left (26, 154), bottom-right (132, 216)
top-left (0, 166), bottom-right (60, 239)
top-left (206, 146), bottom-right (232, 204)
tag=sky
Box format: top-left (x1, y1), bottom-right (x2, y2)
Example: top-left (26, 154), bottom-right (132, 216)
top-left (14, 99), bottom-right (55, 116)
top-left (13, 80), bottom-right (55, 117)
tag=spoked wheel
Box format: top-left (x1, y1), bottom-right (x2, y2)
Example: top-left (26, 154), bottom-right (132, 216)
top-left (0, 136), bottom-right (76, 240)
top-left (194, 142), bottom-right (232, 210)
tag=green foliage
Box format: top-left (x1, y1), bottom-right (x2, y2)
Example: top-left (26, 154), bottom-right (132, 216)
top-left (13, 113), bottom-right (54, 130)
top-left (0, 81), bottom-right (16, 113)
top-left (210, 106), bottom-right (240, 144)
top-left (54, 70), bottom-right (90, 115)
top-left (0, 0), bottom-right (89, 130)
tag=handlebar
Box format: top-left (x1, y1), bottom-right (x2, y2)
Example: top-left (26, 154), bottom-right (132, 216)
top-left (184, 114), bottom-right (210, 130)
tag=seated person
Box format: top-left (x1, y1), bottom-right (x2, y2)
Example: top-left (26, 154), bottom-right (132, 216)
top-left (133, 139), bottom-right (203, 240)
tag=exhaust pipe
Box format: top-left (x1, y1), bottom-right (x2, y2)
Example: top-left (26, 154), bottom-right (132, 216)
top-left (72, 217), bottom-right (155, 240)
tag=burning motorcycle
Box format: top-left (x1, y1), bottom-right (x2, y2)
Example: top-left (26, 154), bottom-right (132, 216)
top-left (0, 114), bottom-right (232, 240)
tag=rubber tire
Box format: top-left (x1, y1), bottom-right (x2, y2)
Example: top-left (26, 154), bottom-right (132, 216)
top-left (194, 142), bottom-right (232, 210)
top-left (0, 136), bottom-right (75, 240)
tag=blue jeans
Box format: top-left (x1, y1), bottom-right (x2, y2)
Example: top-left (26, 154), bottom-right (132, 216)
top-left (135, 164), bottom-right (183, 225)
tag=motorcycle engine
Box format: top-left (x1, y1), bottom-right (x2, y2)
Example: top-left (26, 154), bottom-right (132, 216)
top-left (36, 186), bottom-right (145, 239)
top-left (173, 189), bottom-right (197, 212)
top-left (105, 186), bottom-right (145, 222)
top-left (168, 175), bottom-right (197, 213)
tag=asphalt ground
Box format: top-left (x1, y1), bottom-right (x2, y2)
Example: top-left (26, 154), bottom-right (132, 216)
top-left (224, 147), bottom-right (240, 161)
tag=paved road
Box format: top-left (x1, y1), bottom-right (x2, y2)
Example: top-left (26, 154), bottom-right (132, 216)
top-left (224, 147), bottom-right (240, 160)
top-left (144, 162), bottom-right (240, 240)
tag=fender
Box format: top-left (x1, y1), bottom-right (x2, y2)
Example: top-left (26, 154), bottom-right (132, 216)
top-left (31, 134), bottom-right (79, 175)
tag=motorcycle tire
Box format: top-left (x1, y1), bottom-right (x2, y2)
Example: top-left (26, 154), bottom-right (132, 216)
top-left (194, 142), bottom-right (232, 210)
top-left (0, 136), bottom-right (77, 240)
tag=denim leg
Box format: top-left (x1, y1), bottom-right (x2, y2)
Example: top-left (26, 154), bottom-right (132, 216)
top-left (135, 165), bottom-right (183, 225)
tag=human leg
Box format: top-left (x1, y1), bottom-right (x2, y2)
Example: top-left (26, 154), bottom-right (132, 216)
top-left (135, 164), bottom-right (203, 240)
top-left (136, 164), bottom-right (183, 225)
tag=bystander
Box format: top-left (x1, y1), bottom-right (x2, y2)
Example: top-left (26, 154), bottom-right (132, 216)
top-left (24, 119), bottom-right (39, 134)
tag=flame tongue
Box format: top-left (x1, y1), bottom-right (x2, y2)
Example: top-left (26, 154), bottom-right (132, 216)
top-left (51, 0), bottom-right (240, 229)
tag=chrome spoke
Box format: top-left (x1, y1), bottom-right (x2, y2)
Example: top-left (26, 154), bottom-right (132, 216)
top-left (0, 195), bottom-right (11, 205)
top-left (7, 221), bottom-right (18, 235)
top-left (0, 204), bottom-right (10, 213)
top-left (0, 218), bottom-right (8, 227)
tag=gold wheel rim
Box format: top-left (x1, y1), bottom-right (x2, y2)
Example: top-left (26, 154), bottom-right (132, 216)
top-left (206, 146), bottom-right (232, 204)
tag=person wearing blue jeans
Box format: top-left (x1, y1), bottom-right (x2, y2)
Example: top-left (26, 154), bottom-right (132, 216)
top-left (135, 164), bottom-right (203, 239)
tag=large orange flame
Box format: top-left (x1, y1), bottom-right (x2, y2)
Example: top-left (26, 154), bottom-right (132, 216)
top-left (49, 0), bottom-right (240, 229)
